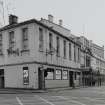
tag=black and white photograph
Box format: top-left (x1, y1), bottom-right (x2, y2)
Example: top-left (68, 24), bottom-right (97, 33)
top-left (0, 0), bottom-right (105, 105)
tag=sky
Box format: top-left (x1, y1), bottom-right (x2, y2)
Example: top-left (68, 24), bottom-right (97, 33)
top-left (0, 0), bottom-right (105, 47)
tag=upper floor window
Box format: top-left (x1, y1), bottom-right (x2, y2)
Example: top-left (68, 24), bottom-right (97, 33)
top-left (74, 45), bottom-right (76, 62)
top-left (22, 28), bottom-right (28, 50)
top-left (49, 33), bottom-right (53, 51)
top-left (0, 34), bottom-right (3, 55)
top-left (9, 31), bottom-right (15, 49)
top-left (56, 36), bottom-right (60, 56)
top-left (63, 40), bottom-right (66, 58)
top-left (39, 28), bottom-right (44, 51)
top-left (78, 48), bottom-right (80, 62)
top-left (69, 43), bottom-right (71, 60)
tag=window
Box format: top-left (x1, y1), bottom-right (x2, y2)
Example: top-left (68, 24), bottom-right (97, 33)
top-left (63, 40), bottom-right (66, 58)
top-left (39, 28), bottom-right (43, 51)
top-left (75, 72), bottom-right (77, 80)
top-left (22, 28), bottom-right (28, 50)
top-left (56, 70), bottom-right (62, 79)
top-left (62, 70), bottom-right (68, 80)
top-left (49, 33), bottom-right (53, 51)
top-left (69, 43), bottom-right (71, 60)
top-left (9, 31), bottom-right (15, 50)
top-left (0, 34), bottom-right (3, 55)
top-left (74, 45), bottom-right (76, 62)
top-left (45, 68), bottom-right (54, 80)
top-left (78, 48), bottom-right (80, 62)
top-left (23, 67), bottom-right (29, 85)
top-left (56, 36), bottom-right (60, 56)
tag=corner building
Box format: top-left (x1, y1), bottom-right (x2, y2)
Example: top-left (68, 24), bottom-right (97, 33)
top-left (0, 15), bottom-right (81, 89)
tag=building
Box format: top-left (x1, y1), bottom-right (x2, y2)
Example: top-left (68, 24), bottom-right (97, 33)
top-left (0, 15), bottom-right (81, 89)
top-left (90, 42), bottom-right (105, 85)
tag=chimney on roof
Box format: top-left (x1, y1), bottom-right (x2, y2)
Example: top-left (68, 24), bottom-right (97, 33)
top-left (9, 14), bottom-right (18, 25)
top-left (59, 19), bottom-right (63, 26)
top-left (48, 14), bottom-right (53, 22)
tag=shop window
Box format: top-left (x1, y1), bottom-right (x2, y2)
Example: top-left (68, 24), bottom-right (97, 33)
top-left (45, 68), bottom-right (54, 80)
top-left (56, 69), bottom-right (62, 80)
top-left (62, 70), bottom-right (68, 80)
top-left (23, 67), bottom-right (29, 85)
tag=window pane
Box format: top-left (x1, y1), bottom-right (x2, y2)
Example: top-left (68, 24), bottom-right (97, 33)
top-left (22, 28), bottom-right (28, 50)
top-left (39, 28), bottom-right (43, 51)
top-left (69, 43), bottom-right (71, 60)
top-left (49, 33), bottom-right (53, 51)
top-left (64, 40), bottom-right (66, 58)
top-left (45, 71), bottom-right (54, 80)
top-left (56, 70), bottom-right (61, 79)
top-left (22, 28), bottom-right (28, 40)
top-left (9, 31), bottom-right (15, 49)
top-left (56, 36), bottom-right (60, 56)
top-left (62, 70), bottom-right (68, 79)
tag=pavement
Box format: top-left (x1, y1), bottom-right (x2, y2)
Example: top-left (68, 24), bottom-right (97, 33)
top-left (0, 85), bottom-right (101, 94)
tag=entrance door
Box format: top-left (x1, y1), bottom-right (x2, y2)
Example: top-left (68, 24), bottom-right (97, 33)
top-left (38, 67), bottom-right (45, 89)
top-left (0, 69), bottom-right (4, 88)
top-left (69, 71), bottom-right (74, 87)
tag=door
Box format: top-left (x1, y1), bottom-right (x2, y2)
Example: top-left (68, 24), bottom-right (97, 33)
top-left (69, 71), bottom-right (74, 87)
top-left (38, 67), bottom-right (45, 89)
top-left (0, 69), bottom-right (4, 88)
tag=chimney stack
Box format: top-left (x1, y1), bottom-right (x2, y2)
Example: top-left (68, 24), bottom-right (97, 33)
top-left (48, 14), bottom-right (53, 22)
top-left (9, 14), bottom-right (18, 25)
top-left (59, 19), bottom-right (63, 26)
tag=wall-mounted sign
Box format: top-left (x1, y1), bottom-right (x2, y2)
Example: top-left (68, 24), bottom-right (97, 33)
top-left (23, 67), bottom-right (29, 85)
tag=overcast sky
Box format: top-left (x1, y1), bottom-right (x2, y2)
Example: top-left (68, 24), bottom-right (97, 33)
top-left (0, 0), bottom-right (105, 47)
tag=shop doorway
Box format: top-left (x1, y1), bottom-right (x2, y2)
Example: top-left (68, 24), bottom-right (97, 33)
top-left (0, 69), bottom-right (4, 88)
top-left (69, 71), bottom-right (74, 87)
top-left (38, 67), bottom-right (45, 89)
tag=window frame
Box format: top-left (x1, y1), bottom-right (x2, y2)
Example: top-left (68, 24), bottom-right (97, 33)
top-left (39, 28), bottom-right (44, 51)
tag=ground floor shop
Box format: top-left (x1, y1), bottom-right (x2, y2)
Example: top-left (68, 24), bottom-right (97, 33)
top-left (82, 69), bottom-right (105, 87)
top-left (0, 62), bottom-right (82, 89)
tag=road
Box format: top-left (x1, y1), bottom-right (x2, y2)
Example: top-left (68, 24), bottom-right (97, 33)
top-left (1, 86), bottom-right (105, 105)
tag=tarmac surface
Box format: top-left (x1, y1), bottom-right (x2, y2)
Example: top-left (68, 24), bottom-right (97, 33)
top-left (0, 86), bottom-right (105, 105)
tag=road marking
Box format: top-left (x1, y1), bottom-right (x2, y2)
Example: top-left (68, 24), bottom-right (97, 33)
top-left (57, 96), bottom-right (87, 105)
top-left (37, 96), bottom-right (55, 105)
top-left (16, 97), bottom-right (23, 105)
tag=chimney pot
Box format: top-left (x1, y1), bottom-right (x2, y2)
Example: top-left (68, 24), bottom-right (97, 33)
top-left (48, 14), bottom-right (53, 22)
top-left (59, 19), bottom-right (63, 26)
top-left (9, 14), bottom-right (18, 25)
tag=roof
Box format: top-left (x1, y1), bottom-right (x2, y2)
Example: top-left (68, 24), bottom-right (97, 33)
top-left (0, 18), bottom-right (80, 46)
